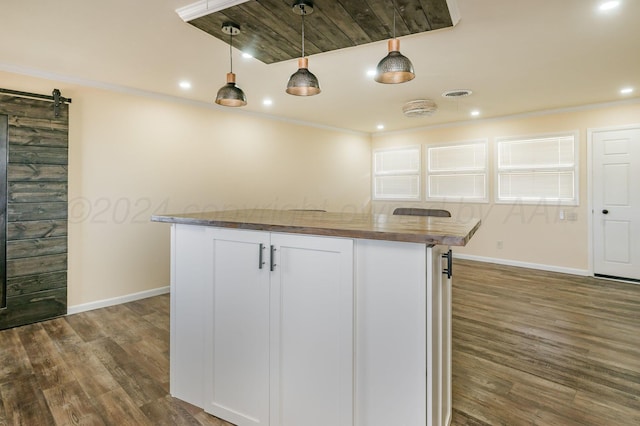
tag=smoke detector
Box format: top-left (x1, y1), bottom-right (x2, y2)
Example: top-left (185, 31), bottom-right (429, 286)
top-left (442, 89), bottom-right (473, 98)
top-left (402, 99), bottom-right (438, 117)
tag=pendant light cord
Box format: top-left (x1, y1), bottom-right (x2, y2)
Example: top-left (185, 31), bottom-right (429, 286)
top-left (392, 0), bottom-right (396, 38)
top-left (229, 32), bottom-right (233, 74)
top-left (301, 5), bottom-right (306, 58)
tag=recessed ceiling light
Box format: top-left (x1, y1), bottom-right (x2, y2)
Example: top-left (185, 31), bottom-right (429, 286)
top-left (242, 52), bottom-right (253, 59)
top-left (263, 98), bottom-right (273, 106)
top-left (366, 69), bottom-right (377, 77)
top-left (599, 1), bottom-right (620, 11)
top-left (470, 110), bottom-right (480, 117)
top-left (377, 124), bottom-right (385, 130)
top-left (620, 87), bottom-right (634, 94)
top-left (179, 81), bottom-right (191, 89)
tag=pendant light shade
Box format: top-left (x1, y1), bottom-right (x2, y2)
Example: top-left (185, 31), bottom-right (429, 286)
top-left (216, 72), bottom-right (247, 107)
top-left (375, 38), bottom-right (415, 84)
top-left (286, 57), bottom-right (321, 96)
top-left (215, 22), bottom-right (247, 107)
top-left (286, 0), bottom-right (321, 96)
top-left (374, 1), bottom-right (415, 84)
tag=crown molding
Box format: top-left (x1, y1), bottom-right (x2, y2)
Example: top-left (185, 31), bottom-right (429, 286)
top-left (176, 0), bottom-right (251, 22)
top-left (374, 97), bottom-right (640, 137)
top-left (0, 61), bottom-right (367, 137)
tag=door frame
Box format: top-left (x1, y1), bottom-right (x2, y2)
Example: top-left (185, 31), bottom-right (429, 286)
top-left (587, 123), bottom-right (640, 278)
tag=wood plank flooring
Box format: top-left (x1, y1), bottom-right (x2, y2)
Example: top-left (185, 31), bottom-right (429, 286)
top-left (0, 259), bottom-right (639, 425)
top-left (451, 260), bottom-right (640, 426)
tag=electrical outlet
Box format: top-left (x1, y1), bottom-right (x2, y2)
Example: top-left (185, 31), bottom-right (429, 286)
top-left (497, 240), bottom-right (503, 249)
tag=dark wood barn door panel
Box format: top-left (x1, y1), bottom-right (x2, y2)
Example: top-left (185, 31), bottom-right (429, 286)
top-left (0, 115), bottom-right (7, 309)
top-left (0, 94), bottom-right (68, 329)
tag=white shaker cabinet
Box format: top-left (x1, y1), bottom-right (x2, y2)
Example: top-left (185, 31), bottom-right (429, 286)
top-left (162, 209), bottom-right (470, 426)
top-left (172, 225), bottom-right (354, 426)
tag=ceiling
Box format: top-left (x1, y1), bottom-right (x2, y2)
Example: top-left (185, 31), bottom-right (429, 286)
top-left (185, 0), bottom-right (456, 64)
top-left (0, 0), bottom-right (639, 134)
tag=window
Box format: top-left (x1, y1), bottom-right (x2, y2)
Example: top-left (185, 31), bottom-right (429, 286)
top-left (496, 133), bottom-right (578, 205)
top-left (426, 140), bottom-right (488, 202)
top-left (373, 146), bottom-right (421, 200)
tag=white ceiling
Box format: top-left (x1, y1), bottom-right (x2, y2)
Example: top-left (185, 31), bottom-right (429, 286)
top-left (1, 0), bottom-right (638, 133)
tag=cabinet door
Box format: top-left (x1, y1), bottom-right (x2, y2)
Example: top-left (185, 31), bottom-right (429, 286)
top-left (270, 234), bottom-right (354, 426)
top-left (205, 228), bottom-right (270, 426)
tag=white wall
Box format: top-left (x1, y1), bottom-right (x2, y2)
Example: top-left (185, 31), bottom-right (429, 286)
top-left (372, 102), bottom-right (640, 273)
top-left (1, 71), bottom-right (372, 308)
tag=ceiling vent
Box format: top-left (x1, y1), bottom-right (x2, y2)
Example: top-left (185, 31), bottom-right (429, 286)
top-left (442, 89), bottom-right (473, 98)
top-left (402, 99), bottom-right (438, 117)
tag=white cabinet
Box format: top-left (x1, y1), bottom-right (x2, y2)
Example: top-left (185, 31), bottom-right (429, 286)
top-left (169, 224), bottom-right (451, 426)
top-left (205, 229), bottom-right (271, 425)
top-left (354, 240), bottom-right (451, 426)
top-left (172, 225), bottom-right (354, 426)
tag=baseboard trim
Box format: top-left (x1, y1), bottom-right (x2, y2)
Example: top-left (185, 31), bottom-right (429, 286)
top-left (454, 253), bottom-right (590, 277)
top-left (67, 286), bottom-right (170, 315)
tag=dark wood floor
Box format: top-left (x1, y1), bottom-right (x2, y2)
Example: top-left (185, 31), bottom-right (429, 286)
top-left (0, 260), bottom-right (639, 425)
top-left (451, 260), bottom-right (640, 426)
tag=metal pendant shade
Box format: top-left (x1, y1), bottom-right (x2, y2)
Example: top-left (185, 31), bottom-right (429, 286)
top-left (216, 72), bottom-right (247, 107)
top-left (286, 57), bottom-right (321, 96)
top-left (215, 22), bottom-right (247, 107)
top-left (374, 1), bottom-right (415, 84)
top-left (286, 0), bottom-right (321, 96)
top-left (375, 38), bottom-right (415, 84)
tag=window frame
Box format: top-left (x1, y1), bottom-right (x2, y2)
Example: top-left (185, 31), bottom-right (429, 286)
top-left (495, 131), bottom-right (580, 206)
top-left (372, 145), bottom-right (422, 201)
top-left (425, 139), bottom-right (489, 204)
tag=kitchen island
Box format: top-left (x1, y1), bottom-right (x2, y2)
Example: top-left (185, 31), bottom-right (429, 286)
top-left (152, 209), bottom-right (480, 426)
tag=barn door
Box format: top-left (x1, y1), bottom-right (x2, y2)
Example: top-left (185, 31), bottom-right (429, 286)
top-left (0, 92), bottom-right (69, 329)
top-left (1, 115), bottom-right (7, 310)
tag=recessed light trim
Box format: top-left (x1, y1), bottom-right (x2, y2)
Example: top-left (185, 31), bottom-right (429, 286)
top-left (242, 52), bottom-right (253, 59)
top-left (599, 0), bottom-right (621, 11)
top-left (366, 69), bottom-right (377, 77)
top-left (263, 98), bottom-right (273, 106)
top-left (620, 87), bottom-right (634, 94)
top-left (376, 124), bottom-right (385, 130)
top-left (470, 110), bottom-right (480, 117)
top-left (179, 81), bottom-right (192, 89)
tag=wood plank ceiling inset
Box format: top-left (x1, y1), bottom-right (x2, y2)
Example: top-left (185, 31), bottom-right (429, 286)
top-left (187, 0), bottom-right (455, 64)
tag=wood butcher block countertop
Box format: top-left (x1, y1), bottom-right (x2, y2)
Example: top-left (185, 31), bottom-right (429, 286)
top-left (152, 209), bottom-right (481, 246)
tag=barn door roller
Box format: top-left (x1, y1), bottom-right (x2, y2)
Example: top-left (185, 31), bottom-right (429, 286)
top-left (0, 88), bottom-right (72, 118)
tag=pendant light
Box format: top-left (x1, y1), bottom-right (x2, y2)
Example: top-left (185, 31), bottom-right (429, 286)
top-left (215, 22), bottom-right (247, 107)
top-left (374, 0), bottom-right (415, 84)
top-left (286, 0), bottom-right (321, 96)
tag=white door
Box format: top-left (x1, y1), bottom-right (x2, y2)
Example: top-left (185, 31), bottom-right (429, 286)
top-left (270, 233), bottom-right (354, 426)
top-left (206, 228), bottom-right (270, 426)
top-left (592, 126), bottom-right (640, 280)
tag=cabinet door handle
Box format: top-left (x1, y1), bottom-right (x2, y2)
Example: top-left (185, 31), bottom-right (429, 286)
top-left (270, 245), bottom-right (277, 271)
top-left (259, 243), bottom-right (266, 269)
top-left (442, 249), bottom-right (452, 279)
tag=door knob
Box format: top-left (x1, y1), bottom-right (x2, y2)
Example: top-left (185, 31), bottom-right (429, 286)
top-left (602, 209), bottom-right (609, 214)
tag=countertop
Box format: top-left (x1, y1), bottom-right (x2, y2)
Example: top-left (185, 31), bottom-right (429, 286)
top-left (151, 209), bottom-right (481, 246)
